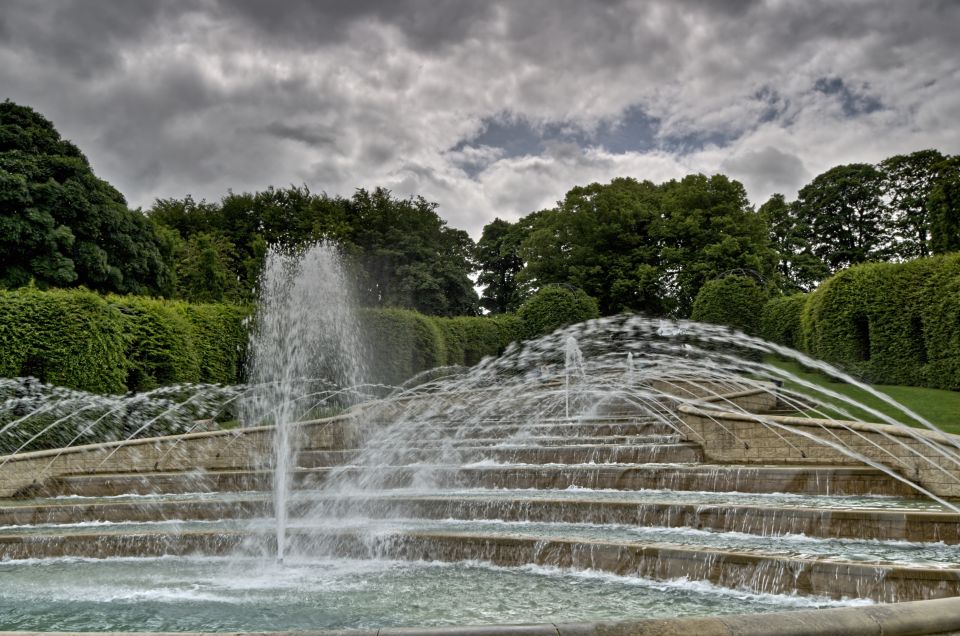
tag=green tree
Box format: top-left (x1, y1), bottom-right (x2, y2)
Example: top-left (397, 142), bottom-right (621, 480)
top-left (517, 177), bottom-right (665, 315)
top-left (174, 232), bottom-right (242, 303)
top-left (793, 163), bottom-right (888, 273)
top-left (517, 285), bottom-right (600, 339)
top-left (929, 156), bottom-right (960, 255)
top-left (691, 275), bottom-right (769, 335)
top-left (880, 149), bottom-right (948, 259)
top-left (759, 193), bottom-right (829, 292)
top-left (0, 101), bottom-right (172, 295)
top-left (475, 218), bottom-right (525, 314)
top-left (656, 174), bottom-right (778, 316)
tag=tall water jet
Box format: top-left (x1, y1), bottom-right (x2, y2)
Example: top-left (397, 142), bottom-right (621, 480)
top-left (241, 242), bottom-right (365, 561)
top-left (564, 336), bottom-right (584, 419)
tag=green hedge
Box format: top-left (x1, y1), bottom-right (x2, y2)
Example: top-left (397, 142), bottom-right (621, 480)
top-left (361, 309), bottom-right (525, 385)
top-left (0, 287), bottom-right (128, 393)
top-left (517, 286), bottom-right (600, 339)
top-left (0, 288), bottom-right (250, 393)
top-left (800, 254), bottom-right (960, 389)
top-left (760, 294), bottom-right (808, 349)
top-left (691, 276), bottom-right (768, 335)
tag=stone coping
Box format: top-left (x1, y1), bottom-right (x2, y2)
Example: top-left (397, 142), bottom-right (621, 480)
top-left (678, 403), bottom-right (960, 446)
top-left (0, 414), bottom-right (354, 463)
top-left (2, 595), bottom-right (960, 635)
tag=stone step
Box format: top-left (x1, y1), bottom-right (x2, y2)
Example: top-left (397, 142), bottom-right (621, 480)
top-left (295, 443), bottom-right (704, 467)
top-left (24, 463), bottom-right (920, 498)
top-left (450, 421), bottom-right (680, 438)
top-left (1, 527), bottom-right (957, 603)
top-left (7, 494), bottom-right (959, 544)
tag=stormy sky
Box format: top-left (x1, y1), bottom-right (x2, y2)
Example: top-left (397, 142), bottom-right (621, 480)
top-left (3, 0), bottom-right (959, 237)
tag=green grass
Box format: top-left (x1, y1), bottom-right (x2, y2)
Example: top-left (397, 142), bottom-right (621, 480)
top-left (764, 357), bottom-right (960, 436)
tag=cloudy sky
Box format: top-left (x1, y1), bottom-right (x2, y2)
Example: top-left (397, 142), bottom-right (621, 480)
top-left (2, 0), bottom-right (959, 237)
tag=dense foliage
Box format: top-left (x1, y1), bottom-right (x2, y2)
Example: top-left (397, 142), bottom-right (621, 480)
top-left (517, 286), bottom-right (600, 339)
top-left (150, 186), bottom-right (479, 316)
top-left (761, 255), bottom-right (960, 390)
top-left (0, 101), bottom-right (173, 295)
top-left (761, 150), bottom-right (960, 292)
top-left (690, 276), bottom-right (768, 336)
top-left (759, 294), bottom-right (807, 350)
top-left (0, 288), bottom-right (248, 393)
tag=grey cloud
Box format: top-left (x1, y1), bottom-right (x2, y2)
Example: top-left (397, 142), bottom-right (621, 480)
top-left (720, 147), bottom-right (809, 199)
top-left (262, 122), bottom-right (337, 148)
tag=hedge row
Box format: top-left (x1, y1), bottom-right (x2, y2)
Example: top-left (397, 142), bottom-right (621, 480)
top-left (0, 288), bottom-right (249, 393)
top-left (760, 293), bottom-right (807, 349)
top-left (360, 308), bottom-right (524, 386)
top-left (760, 254), bottom-right (960, 390)
top-left (0, 283), bottom-right (602, 393)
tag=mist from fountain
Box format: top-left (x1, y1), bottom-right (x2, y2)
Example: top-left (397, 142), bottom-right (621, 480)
top-left (240, 241), bottom-right (366, 561)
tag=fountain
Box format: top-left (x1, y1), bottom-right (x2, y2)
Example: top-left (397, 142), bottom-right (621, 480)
top-left (1, 245), bottom-right (960, 633)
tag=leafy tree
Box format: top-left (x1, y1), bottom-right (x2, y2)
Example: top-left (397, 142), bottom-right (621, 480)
top-left (880, 149), bottom-right (948, 259)
top-left (174, 232), bottom-right (242, 303)
top-left (656, 174), bottom-right (778, 315)
top-left (929, 156), bottom-right (960, 255)
top-left (475, 218), bottom-right (526, 314)
top-left (792, 163), bottom-right (888, 273)
top-left (759, 193), bottom-right (829, 292)
top-left (344, 188), bottom-right (478, 316)
top-left (517, 177), bottom-right (666, 315)
top-left (0, 101), bottom-right (172, 295)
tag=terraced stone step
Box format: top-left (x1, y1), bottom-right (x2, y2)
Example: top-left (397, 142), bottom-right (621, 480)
top-left (23, 463), bottom-right (920, 498)
top-left (415, 434), bottom-right (685, 447)
top-left (450, 421), bottom-right (679, 438)
top-left (295, 443), bottom-right (704, 467)
top-left (7, 493), bottom-right (959, 543)
top-left (1, 527), bottom-right (957, 603)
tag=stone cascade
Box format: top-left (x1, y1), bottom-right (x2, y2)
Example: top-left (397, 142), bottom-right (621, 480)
top-left (3, 393), bottom-right (960, 608)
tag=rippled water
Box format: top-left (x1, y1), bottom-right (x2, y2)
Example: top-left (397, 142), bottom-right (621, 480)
top-left (0, 556), bottom-right (867, 632)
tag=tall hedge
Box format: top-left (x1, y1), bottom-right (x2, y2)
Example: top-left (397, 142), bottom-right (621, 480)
top-left (0, 288), bottom-right (250, 393)
top-left (800, 255), bottom-right (960, 389)
top-left (0, 287), bottom-right (128, 393)
top-left (517, 286), bottom-right (600, 339)
top-left (360, 308), bottom-right (446, 386)
top-left (760, 294), bottom-right (808, 349)
top-left (690, 276), bottom-right (768, 335)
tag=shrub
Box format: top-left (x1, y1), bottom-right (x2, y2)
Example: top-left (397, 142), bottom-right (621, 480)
top-left (517, 286), bottom-right (600, 339)
top-left (761, 294), bottom-right (808, 349)
top-left (691, 276), bottom-right (769, 336)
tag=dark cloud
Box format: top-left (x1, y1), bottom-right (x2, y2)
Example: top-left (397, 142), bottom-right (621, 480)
top-left (262, 122), bottom-right (337, 148)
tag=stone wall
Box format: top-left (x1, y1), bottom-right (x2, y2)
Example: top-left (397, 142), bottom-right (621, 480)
top-left (0, 416), bottom-right (359, 498)
top-left (681, 406), bottom-right (960, 499)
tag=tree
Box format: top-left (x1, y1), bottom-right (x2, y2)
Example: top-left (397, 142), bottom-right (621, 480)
top-left (655, 174), bottom-right (778, 315)
top-left (174, 232), bottom-right (242, 303)
top-left (759, 193), bottom-right (829, 292)
top-left (691, 275), bottom-right (769, 335)
top-left (929, 156), bottom-right (960, 255)
top-left (475, 218), bottom-right (525, 314)
top-left (880, 149), bottom-right (947, 259)
top-left (792, 163), bottom-right (888, 273)
top-left (0, 100), bottom-right (172, 295)
top-left (517, 177), bottom-right (665, 315)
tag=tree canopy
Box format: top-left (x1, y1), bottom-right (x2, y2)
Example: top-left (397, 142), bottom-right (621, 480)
top-left (0, 101), bottom-right (173, 295)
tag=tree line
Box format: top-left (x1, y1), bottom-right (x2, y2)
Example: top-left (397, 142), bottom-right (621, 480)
top-left (2, 100), bottom-right (959, 319)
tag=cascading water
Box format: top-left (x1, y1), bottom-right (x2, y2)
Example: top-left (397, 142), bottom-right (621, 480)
top-left (240, 242), bottom-right (366, 562)
top-left (4, 301), bottom-right (960, 630)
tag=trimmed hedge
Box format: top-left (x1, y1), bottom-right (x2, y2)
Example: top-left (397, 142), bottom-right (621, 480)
top-left (0, 287), bottom-right (128, 393)
top-left (517, 286), bottom-right (600, 339)
top-left (0, 288), bottom-right (250, 393)
top-left (800, 254), bottom-right (960, 389)
top-left (361, 310), bottom-right (526, 385)
top-left (760, 293), bottom-right (808, 349)
top-left (691, 276), bottom-right (768, 335)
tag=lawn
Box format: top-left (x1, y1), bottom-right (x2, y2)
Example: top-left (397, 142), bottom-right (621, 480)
top-left (763, 357), bottom-right (960, 436)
